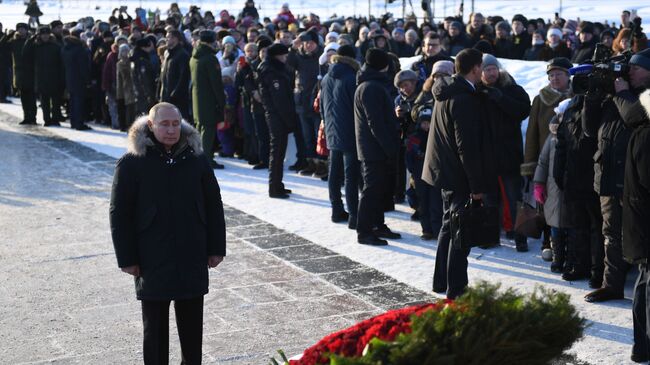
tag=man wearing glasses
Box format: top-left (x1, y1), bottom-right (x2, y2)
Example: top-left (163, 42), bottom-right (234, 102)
top-left (411, 32), bottom-right (453, 82)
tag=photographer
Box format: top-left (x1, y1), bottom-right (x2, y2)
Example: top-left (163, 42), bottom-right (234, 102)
top-left (394, 70), bottom-right (421, 207)
top-left (582, 48), bottom-right (650, 303)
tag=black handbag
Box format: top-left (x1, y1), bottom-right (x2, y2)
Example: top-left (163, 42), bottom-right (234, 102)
top-left (451, 199), bottom-right (500, 250)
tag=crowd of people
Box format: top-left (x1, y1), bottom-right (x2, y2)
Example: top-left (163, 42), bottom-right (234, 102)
top-left (2, 1), bottom-right (650, 361)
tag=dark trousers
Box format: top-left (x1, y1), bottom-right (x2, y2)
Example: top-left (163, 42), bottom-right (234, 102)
top-left (268, 120), bottom-right (288, 193)
top-left (40, 92), bottom-right (63, 124)
top-left (357, 159), bottom-right (388, 236)
top-left (395, 144), bottom-right (407, 199)
top-left (633, 264), bottom-right (650, 361)
top-left (570, 196), bottom-right (605, 276)
top-left (242, 107), bottom-right (258, 161)
top-left (601, 196), bottom-right (630, 292)
top-left (68, 92), bottom-right (85, 129)
top-left (328, 149), bottom-right (360, 218)
top-left (196, 120), bottom-right (217, 163)
top-left (433, 190), bottom-right (472, 299)
top-left (299, 112), bottom-right (320, 159)
top-left (142, 296), bottom-right (204, 365)
top-left (253, 112), bottom-right (269, 165)
top-left (20, 88), bottom-right (37, 123)
top-left (415, 177), bottom-right (443, 236)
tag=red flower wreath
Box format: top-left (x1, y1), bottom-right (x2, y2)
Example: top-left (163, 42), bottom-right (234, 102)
top-left (290, 301), bottom-right (451, 365)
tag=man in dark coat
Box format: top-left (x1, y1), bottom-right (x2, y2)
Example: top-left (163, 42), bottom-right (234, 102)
top-left (479, 54), bottom-right (531, 251)
top-left (8, 23), bottom-right (37, 125)
top-left (61, 32), bottom-right (92, 130)
top-left (131, 38), bottom-right (157, 116)
top-left (320, 45), bottom-right (360, 228)
top-left (626, 89), bottom-right (650, 364)
top-left (287, 30), bottom-right (321, 175)
top-left (190, 30), bottom-right (225, 170)
top-left (411, 32), bottom-right (453, 82)
top-left (258, 43), bottom-right (298, 198)
top-left (159, 30), bottom-right (190, 119)
top-left (110, 102), bottom-right (226, 364)
top-left (33, 26), bottom-right (65, 126)
top-left (354, 48), bottom-right (401, 246)
top-left (583, 49), bottom-right (650, 303)
top-left (511, 15), bottom-right (532, 60)
top-left (0, 25), bottom-right (12, 103)
top-left (572, 23), bottom-right (597, 64)
top-left (422, 48), bottom-right (495, 299)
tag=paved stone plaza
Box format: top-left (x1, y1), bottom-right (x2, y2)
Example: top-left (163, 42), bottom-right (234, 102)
top-left (0, 112), bottom-right (436, 364)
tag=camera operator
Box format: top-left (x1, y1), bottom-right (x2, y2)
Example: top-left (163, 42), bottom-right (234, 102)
top-left (582, 48), bottom-right (650, 304)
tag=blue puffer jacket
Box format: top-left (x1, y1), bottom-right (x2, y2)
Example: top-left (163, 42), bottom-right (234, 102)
top-left (320, 55), bottom-right (360, 153)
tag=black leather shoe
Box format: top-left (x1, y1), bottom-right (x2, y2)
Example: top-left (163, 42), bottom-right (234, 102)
top-left (75, 124), bottom-right (92, 131)
top-left (358, 235), bottom-right (388, 246)
top-left (269, 191), bottom-right (290, 199)
top-left (210, 161), bottom-right (225, 169)
top-left (19, 120), bottom-right (36, 125)
top-left (562, 269), bottom-right (590, 281)
top-left (631, 353), bottom-right (649, 363)
top-left (283, 188), bottom-right (292, 194)
top-left (252, 162), bottom-right (268, 170)
top-left (584, 287), bottom-right (624, 303)
top-left (289, 160), bottom-right (307, 171)
top-left (373, 225), bottom-right (401, 239)
top-left (332, 211), bottom-right (349, 223)
top-left (421, 232), bottom-right (435, 241)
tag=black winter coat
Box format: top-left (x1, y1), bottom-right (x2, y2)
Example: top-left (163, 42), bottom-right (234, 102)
top-left (622, 90), bottom-right (650, 264)
top-left (159, 45), bottom-right (190, 103)
top-left (583, 89), bottom-right (649, 196)
top-left (287, 48), bottom-right (321, 117)
top-left (320, 55), bottom-right (359, 153)
top-left (511, 32), bottom-right (531, 60)
top-left (553, 95), bottom-right (598, 202)
top-left (572, 38), bottom-right (596, 64)
top-left (494, 38), bottom-right (514, 59)
top-left (110, 119), bottom-right (226, 300)
top-left (480, 71), bottom-right (531, 175)
top-left (61, 36), bottom-right (90, 94)
top-left (410, 52), bottom-right (453, 82)
top-left (33, 35), bottom-right (65, 95)
top-left (258, 58), bottom-right (298, 132)
top-left (354, 65), bottom-right (399, 161)
top-left (131, 47), bottom-right (157, 110)
top-left (422, 75), bottom-right (496, 195)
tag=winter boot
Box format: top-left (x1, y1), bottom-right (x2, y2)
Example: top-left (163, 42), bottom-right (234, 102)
top-left (562, 232), bottom-right (590, 281)
top-left (515, 233), bottom-right (529, 252)
top-left (299, 158), bottom-right (317, 176)
top-left (312, 159), bottom-right (328, 178)
top-left (550, 235), bottom-right (566, 273)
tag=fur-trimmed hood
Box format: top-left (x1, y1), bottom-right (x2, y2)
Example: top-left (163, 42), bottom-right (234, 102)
top-left (538, 84), bottom-right (572, 107)
top-left (126, 115), bottom-right (203, 157)
top-left (641, 90), bottom-right (650, 119)
top-left (331, 54), bottom-right (360, 71)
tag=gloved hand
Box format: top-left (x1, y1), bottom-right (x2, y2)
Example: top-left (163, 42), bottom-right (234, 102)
top-left (534, 183), bottom-right (546, 205)
top-left (481, 86), bottom-right (503, 102)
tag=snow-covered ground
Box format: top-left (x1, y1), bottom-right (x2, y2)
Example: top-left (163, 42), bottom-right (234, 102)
top-left (1, 0), bottom-right (650, 34)
top-left (0, 55), bottom-right (642, 364)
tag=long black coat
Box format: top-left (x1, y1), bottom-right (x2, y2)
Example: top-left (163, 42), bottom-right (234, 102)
top-left (33, 35), bottom-right (65, 95)
top-left (480, 71), bottom-right (531, 176)
top-left (287, 47), bottom-right (321, 117)
top-left (258, 57), bottom-right (298, 133)
top-left (159, 45), bottom-right (190, 104)
top-left (61, 36), bottom-right (90, 95)
top-left (131, 47), bottom-right (157, 112)
top-left (623, 90), bottom-right (650, 264)
top-left (422, 75), bottom-right (496, 195)
top-left (110, 119), bottom-right (226, 300)
top-left (354, 65), bottom-right (399, 162)
top-left (583, 89), bottom-right (649, 197)
top-left (320, 55), bottom-right (359, 153)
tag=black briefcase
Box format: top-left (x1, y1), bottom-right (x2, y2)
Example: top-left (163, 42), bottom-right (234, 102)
top-left (451, 199), bottom-right (500, 250)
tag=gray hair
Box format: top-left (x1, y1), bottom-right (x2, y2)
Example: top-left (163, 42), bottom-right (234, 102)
top-left (148, 102), bottom-right (181, 123)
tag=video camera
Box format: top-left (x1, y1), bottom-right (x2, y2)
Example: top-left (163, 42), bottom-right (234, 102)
top-left (570, 17), bottom-right (643, 95)
top-left (570, 44), bottom-right (632, 95)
